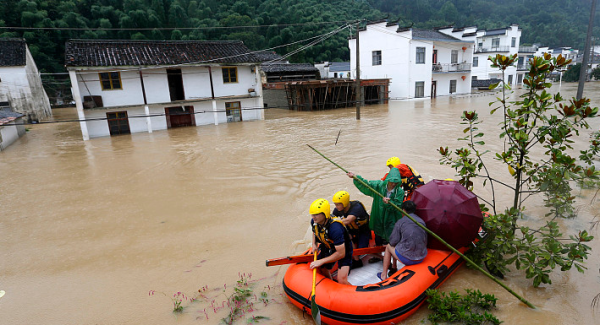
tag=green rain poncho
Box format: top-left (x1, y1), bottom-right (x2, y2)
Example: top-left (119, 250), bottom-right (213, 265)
top-left (353, 167), bottom-right (405, 242)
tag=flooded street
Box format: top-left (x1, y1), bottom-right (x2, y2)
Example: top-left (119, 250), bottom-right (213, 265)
top-left (1, 82), bottom-right (600, 324)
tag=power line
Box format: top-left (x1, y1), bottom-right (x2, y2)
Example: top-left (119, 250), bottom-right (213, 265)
top-left (0, 19), bottom-right (361, 32)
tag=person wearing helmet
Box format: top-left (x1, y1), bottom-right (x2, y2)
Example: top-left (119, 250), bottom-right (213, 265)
top-left (309, 198), bottom-right (353, 285)
top-left (381, 157), bottom-right (425, 201)
top-left (346, 167), bottom-right (404, 243)
top-left (332, 191), bottom-right (370, 269)
top-left (378, 200), bottom-right (428, 281)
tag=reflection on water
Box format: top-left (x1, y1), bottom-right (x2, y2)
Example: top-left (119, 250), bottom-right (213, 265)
top-left (1, 82), bottom-right (600, 324)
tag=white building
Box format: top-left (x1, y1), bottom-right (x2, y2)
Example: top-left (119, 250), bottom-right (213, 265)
top-left (314, 61), bottom-right (351, 79)
top-left (65, 40), bottom-right (264, 140)
top-left (0, 107), bottom-right (26, 151)
top-left (0, 38), bottom-right (52, 122)
top-left (349, 21), bottom-right (473, 99)
top-left (439, 25), bottom-right (521, 87)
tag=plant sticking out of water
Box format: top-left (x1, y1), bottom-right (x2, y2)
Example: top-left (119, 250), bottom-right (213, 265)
top-left (221, 273), bottom-right (271, 325)
top-left (439, 53), bottom-right (598, 288)
top-left (149, 286), bottom-right (207, 313)
top-left (425, 289), bottom-right (502, 325)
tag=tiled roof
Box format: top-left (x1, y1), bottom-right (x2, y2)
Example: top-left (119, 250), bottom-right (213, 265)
top-left (261, 63), bottom-right (318, 73)
top-left (413, 28), bottom-right (471, 43)
top-left (65, 39), bottom-right (261, 67)
top-left (329, 62), bottom-right (350, 72)
top-left (0, 108), bottom-right (24, 126)
top-left (254, 50), bottom-right (285, 63)
top-left (0, 38), bottom-right (26, 67)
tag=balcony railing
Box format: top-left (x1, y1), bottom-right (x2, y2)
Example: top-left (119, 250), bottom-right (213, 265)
top-left (475, 46), bottom-right (511, 53)
top-left (517, 63), bottom-right (531, 71)
top-left (432, 63), bottom-right (472, 73)
top-left (518, 46), bottom-right (537, 53)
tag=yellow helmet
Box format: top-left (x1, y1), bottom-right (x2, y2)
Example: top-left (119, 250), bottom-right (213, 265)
top-left (386, 157), bottom-right (401, 167)
top-left (309, 198), bottom-right (330, 219)
top-left (332, 191), bottom-right (350, 208)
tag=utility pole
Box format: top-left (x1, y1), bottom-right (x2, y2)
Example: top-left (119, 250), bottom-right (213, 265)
top-left (577, 0), bottom-right (597, 100)
top-left (355, 20), bottom-right (361, 120)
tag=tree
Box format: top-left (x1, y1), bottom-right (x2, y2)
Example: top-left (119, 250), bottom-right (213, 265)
top-left (439, 53), bottom-right (598, 287)
top-left (591, 66), bottom-right (600, 81)
top-left (562, 63), bottom-right (581, 82)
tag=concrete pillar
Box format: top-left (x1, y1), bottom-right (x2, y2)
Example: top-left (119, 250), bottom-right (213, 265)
top-left (68, 70), bottom-right (89, 141)
top-left (212, 100), bottom-right (218, 125)
top-left (144, 105), bottom-right (152, 133)
top-left (254, 66), bottom-right (264, 120)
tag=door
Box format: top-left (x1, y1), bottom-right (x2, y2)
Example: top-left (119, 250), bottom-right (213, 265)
top-left (106, 111), bottom-right (130, 135)
top-left (225, 102), bottom-right (242, 122)
top-left (431, 81), bottom-right (437, 98)
top-left (165, 106), bottom-right (195, 128)
top-left (167, 69), bottom-right (185, 101)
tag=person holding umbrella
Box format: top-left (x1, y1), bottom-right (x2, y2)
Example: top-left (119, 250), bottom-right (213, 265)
top-left (378, 200), bottom-right (428, 281)
top-left (381, 157), bottom-right (425, 201)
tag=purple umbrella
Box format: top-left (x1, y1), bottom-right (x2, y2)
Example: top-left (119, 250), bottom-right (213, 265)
top-left (412, 179), bottom-right (483, 250)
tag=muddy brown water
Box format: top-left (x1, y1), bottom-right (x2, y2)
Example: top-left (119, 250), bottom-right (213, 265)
top-left (1, 82), bottom-right (600, 325)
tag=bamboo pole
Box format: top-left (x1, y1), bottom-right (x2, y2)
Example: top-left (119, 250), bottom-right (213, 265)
top-left (306, 144), bottom-right (536, 309)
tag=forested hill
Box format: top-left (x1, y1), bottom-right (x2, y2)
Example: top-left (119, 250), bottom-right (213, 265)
top-left (0, 0), bottom-right (598, 74)
top-left (369, 0), bottom-right (598, 50)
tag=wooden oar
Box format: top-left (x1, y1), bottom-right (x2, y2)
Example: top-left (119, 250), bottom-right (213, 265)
top-left (310, 251), bottom-right (321, 325)
top-left (266, 246), bottom-right (385, 267)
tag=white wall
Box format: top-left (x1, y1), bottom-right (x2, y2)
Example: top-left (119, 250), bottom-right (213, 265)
top-left (75, 65), bottom-right (259, 108)
top-left (0, 47), bottom-right (52, 121)
top-left (0, 118), bottom-right (25, 151)
top-left (350, 23), bottom-right (411, 99)
top-left (82, 97), bottom-right (262, 139)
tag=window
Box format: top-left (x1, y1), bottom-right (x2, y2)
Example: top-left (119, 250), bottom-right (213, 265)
top-left (372, 51), bottom-right (382, 66)
top-left (416, 47), bottom-right (425, 64)
top-left (415, 81), bottom-right (424, 98)
top-left (473, 57), bottom-right (479, 67)
top-left (511, 37), bottom-right (516, 47)
top-left (222, 67), bottom-right (238, 83)
top-left (449, 80), bottom-right (457, 94)
top-left (226, 101), bottom-right (242, 122)
top-left (106, 111), bottom-right (130, 135)
top-left (99, 72), bottom-right (122, 90)
top-left (451, 50), bottom-right (458, 64)
top-left (492, 38), bottom-right (500, 48)
top-left (508, 75), bottom-right (513, 85)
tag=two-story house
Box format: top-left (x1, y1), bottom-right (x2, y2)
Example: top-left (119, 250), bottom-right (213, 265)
top-left (440, 24), bottom-right (521, 87)
top-left (0, 38), bottom-right (52, 123)
top-left (349, 20), bottom-right (473, 100)
top-left (65, 40), bottom-right (264, 140)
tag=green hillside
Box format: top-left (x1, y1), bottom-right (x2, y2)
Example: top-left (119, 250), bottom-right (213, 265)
top-left (1, 0), bottom-right (598, 74)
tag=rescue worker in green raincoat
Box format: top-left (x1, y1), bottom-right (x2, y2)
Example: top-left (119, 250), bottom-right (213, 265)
top-left (346, 167), bottom-right (405, 243)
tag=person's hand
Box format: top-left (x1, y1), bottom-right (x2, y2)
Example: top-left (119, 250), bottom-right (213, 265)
top-left (311, 245), bottom-right (318, 254)
top-left (347, 172), bottom-right (355, 178)
top-left (310, 259), bottom-right (324, 269)
top-left (383, 197), bottom-right (390, 204)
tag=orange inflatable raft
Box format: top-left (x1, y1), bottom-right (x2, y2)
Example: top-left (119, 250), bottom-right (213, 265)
top-left (283, 246), bottom-right (470, 325)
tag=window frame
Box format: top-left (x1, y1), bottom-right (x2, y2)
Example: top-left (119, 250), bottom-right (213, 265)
top-left (451, 50), bottom-right (458, 64)
top-left (449, 80), bottom-right (457, 94)
top-left (511, 37), bottom-right (516, 47)
top-left (415, 81), bottom-right (425, 98)
top-left (416, 47), bottom-right (426, 64)
top-left (473, 57), bottom-right (479, 67)
top-left (492, 38), bottom-right (500, 48)
top-left (222, 67), bottom-right (238, 84)
top-left (99, 72), bottom-right (123, 90)
top-left (372, 50), bottom-right (382, 66)
top-left (225, 101), bottom-right (242, 122)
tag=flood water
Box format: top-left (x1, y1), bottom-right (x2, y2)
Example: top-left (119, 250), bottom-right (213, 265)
top-left (1, 82), bottom-right (600, 325)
